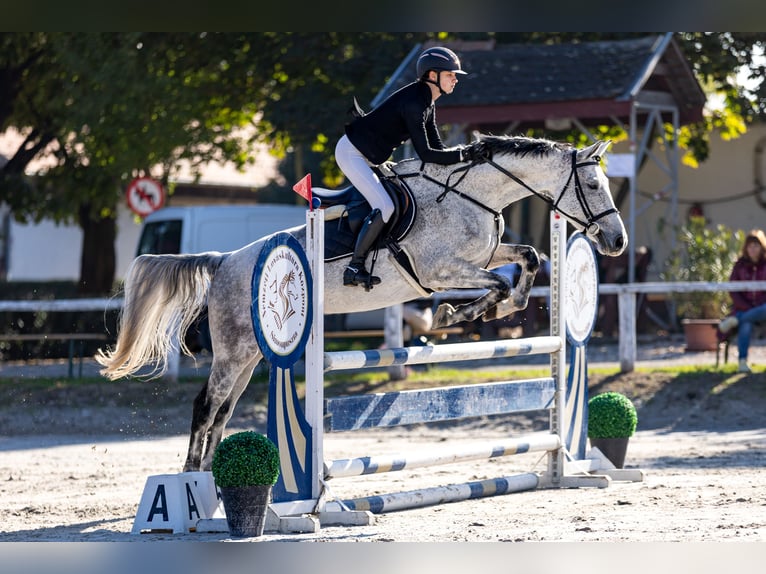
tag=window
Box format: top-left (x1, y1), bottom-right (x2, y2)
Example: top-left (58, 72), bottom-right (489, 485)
top-left (136, 220), bottom-right (182, 256)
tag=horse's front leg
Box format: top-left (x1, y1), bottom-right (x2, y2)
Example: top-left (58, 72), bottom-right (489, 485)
top-left (482, 243), bottom-right (541, 321)
top-left (428, 264), bottom-right (514, 329)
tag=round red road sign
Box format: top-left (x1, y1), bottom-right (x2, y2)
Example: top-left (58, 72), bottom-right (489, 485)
top-left (126, 177), bottom-right (166, 216)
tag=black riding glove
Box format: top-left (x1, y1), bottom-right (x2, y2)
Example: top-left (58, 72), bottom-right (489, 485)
top-left (462, 142), bottom-right (492, 164)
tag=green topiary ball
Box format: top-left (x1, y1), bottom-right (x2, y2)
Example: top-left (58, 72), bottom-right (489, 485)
top-left (587, 392), bottom-right (638, 438)
top-left (211, 431), bottom-right (281, 488)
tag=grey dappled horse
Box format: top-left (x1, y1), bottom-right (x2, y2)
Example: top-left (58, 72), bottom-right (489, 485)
top-left (97, 135), bottom-right (627, 472)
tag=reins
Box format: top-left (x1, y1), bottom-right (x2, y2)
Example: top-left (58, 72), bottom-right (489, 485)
top-left (421, 164), bottom-right (502, 218)
top-left (422, 149), bottom-right (618, 236)
top-left (483, 150), bottom-right (617, 235)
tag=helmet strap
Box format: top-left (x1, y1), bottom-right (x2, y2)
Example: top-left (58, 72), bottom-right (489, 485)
top-left (423, 71), bottom-right (448, 97)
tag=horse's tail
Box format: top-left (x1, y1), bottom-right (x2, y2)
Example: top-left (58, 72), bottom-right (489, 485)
top-left (96, 252), bottom-right (226, 380)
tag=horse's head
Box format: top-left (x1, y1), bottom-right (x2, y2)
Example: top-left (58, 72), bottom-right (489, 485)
top-left (463, 136), bottom-right (626, 256)
top-left (561, 140), bottom-right (627, 256)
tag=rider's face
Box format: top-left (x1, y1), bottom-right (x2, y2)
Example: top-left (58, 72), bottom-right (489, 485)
top-left (439, 71), bottom-right (458, 94)
top-left (746, 240), bottom-right (763, 262)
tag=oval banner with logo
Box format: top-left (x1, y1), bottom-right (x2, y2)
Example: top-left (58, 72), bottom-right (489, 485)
top-left (251, 232), bottom-right (313, 502)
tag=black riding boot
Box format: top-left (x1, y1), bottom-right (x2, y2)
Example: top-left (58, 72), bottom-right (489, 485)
top-left (344, 209), bottom-right (385, 289)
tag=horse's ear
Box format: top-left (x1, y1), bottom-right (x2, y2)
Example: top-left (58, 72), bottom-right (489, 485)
top-left (595, 140), bottom-right (612, 158)
top-left (577, 140), bottom-right (612, 161)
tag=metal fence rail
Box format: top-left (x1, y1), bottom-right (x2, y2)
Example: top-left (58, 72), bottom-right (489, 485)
top-left (0, 298), bottom-right (123, 312)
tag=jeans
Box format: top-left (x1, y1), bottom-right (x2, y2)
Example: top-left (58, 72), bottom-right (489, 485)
top-left (735, 303), bottom-right (766, 359)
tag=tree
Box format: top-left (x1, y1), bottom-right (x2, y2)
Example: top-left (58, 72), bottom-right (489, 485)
top-left (2, 32), bottom-right (765, 293)
top-left (1, 33), bottom-right (277, 293)
top-left (246, 32), bottom-right (426, 185)
top-left (674, 32), bottom-right (766, 164)
top-left (0, 32), bottom-right (427, 293)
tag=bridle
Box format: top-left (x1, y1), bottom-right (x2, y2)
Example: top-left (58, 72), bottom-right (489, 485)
top-left (422, 149), bottom-right (618, 236)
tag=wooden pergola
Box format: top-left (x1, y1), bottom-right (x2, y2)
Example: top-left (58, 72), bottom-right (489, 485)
top-left (374, 33), bottom-right (707, 282)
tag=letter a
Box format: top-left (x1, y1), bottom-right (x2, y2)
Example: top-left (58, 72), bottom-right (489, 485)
top-left (186, 483), bottom-right (201, 520)
top-left (147, 484), bottom-right (169, 522)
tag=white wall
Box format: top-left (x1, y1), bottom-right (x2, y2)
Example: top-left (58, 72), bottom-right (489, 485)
top-left (635, 123), bottom-right (766, 279)
top-left (7, 206), bottom-right (142, 281)
top-left (1, 126), bottom-right (280, 284)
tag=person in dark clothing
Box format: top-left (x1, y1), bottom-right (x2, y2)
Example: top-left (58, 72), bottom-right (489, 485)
top-left (718, 229), bottom-right (766, 372)
top-left (336, 46), bottom-right (480, 289)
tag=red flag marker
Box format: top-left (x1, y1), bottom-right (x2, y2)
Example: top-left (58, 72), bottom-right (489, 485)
top-left (292, 174), bottom-right (313, 210)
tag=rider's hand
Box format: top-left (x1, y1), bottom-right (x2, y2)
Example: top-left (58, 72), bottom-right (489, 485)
top-left (462, 142), bottom-right (492, 164)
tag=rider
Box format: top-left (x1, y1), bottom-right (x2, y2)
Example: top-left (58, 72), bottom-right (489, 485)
top-left (336, 45), bottom-right (479, 289)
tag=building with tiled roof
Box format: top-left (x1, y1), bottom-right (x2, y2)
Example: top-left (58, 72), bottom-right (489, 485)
top-left (374, 34), bottom-right (705, 132)
top-left (375, 34), bottom-right (707, 284)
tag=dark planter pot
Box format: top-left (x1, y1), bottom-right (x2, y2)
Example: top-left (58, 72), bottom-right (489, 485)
top-left (219, 484), bottom-right (272, 537)
top-left (681, 318), bottom-right (720, 352)
top-left (590, 436), bottom-right (630, 469)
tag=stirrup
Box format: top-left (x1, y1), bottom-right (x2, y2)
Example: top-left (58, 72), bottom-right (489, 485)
top-left (344, 266), bottom-right (381, 289)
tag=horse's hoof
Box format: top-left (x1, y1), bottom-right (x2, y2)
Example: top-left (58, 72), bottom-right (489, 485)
top-left (432, 304), bottom-right (456, 328)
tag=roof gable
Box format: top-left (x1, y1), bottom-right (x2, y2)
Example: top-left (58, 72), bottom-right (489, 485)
top-left (375, 35), bottom-right (706, 129)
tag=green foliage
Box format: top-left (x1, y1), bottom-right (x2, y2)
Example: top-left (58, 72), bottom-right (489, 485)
top-left (211, 431), bottom-right (280, 488)
top-left (587, 392), bottom-right (638, 438)
top-left (14, 32), bottom-right (764, 224)
top-left (2, 32), bottom-right (766, 290)
top-left (663, 216), bottom-right (744, 319)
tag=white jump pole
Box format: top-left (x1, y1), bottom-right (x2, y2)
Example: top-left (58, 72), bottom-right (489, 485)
top-left (326, 472), bottom-right (541, 514)
top-left (305, 207), bottom-right (325, 501)
top-left (548, 211), bottom-right (567, 484)
top-left (325, 434), bottom-right (561, 479)
top-left (324, 335), bottom-right (562, 371)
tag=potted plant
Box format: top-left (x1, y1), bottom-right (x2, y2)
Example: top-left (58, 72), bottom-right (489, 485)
top-left (211, 430), bottom-right (281, 537)
top-left (587, 391), bottom-right (638, 468)
top-left (663, 216), bottom-right (743, 351)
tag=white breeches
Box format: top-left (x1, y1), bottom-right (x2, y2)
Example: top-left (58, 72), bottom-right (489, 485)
top-left (335, 134), bottom-right (395, 222)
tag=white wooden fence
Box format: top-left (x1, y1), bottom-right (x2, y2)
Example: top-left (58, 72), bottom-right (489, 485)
top-left (3, 280), bottom-right (766, 374)
top-left (600, 280), bottom-right (766, 371)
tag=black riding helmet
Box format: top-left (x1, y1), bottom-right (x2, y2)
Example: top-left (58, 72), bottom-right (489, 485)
top-left (416, 46), bottom-right (467, 78)
top-left (416, 46), bottom-right (467, 96)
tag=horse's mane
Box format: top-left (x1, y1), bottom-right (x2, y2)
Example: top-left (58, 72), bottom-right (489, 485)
top-left (476, 134), bottom-right (572, 158)
top-left (393, 134), bottom-right (573, 175)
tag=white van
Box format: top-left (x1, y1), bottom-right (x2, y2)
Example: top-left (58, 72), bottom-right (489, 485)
top-left (135, 203), bottom-right (307, 256)
top-left (135, 204), bottom-right (308, 352)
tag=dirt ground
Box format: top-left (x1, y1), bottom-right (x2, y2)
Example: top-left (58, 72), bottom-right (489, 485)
top-left (0, 365), bottom-right (764, 543)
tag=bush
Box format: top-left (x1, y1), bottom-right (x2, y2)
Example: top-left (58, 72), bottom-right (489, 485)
top-left (663, 216), bottom-right (743, 320)
top-left (211, 431), bottom-right (281, 488)
top-left (587, 392), bottom-right (638, 438)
